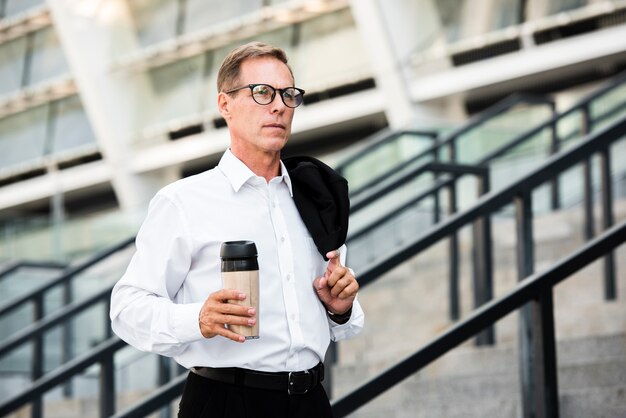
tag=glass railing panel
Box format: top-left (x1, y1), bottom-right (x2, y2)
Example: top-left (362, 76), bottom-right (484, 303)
top-left (347, 171), bottom-right (457, 271)
top-left (590, 83), bottom-right (626, 130)
top-left (341, 132), bottom-right (436, 192)
top-left (609, 137), bottom-right (626, 207)
top-left (349, 171), bottom-right (437, 233)
top-left (0, 342), bottom-right (32, 402)
top-left (0, 246), bottom-right (133, 388)
top-left (115, 346), bottom-right (184, 416)
top-left (0, 265), bottom-right (62, 303)
top-left (0, 208), bottom-right (144, 263)
top-left (488, 126), bottom-right (553, 192)
top-left (454, 104), bottom-right (553, 165)
top-left (556, 109), bottom-right (583, 149)
top-left (348, 198), bottom-right (436, 272)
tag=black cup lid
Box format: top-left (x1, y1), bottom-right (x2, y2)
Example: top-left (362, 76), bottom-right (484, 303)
top-left (220, 240), bottom-right (257, 259)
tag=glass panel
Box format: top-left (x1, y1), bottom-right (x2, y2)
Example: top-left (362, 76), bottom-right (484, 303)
top-left (341, 133), bottom-right (435, 193)
top-left (145, 54), bottom-right (206, 126)
top-left (27, 27), bottom-right (70, 86)
top-left (455, 104), bottom-right (553, 165)
top-left (490, 0), bottom-right (522, 29)
top-left (49, 95), bottom-right (97, 155)
top-left (128, 0), bottom-right (178, 48)
top-left (292, 9), bottom-right (371, 89)
top-left (0, 266), bottom-right (60, 303)
top-left (0, 106), bottom-right (48, 169)
top-left (4, 0), bottom-right (44, 17)
top-left (548, 0), bottom-right (588, 14)
top-left (183, 0), bottom-right (263, 35)
top-left (0, 36), bottom-right (27, 97)
top-left (556, 109), bottom-right (583, 150)
top-left (590, 83), bottom-right (626, 131)
top-left (488, 126), bottom-right (552, 191)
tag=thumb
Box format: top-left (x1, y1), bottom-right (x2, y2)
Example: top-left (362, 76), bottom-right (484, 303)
top-left (313, 276), bottom-right (332, 303)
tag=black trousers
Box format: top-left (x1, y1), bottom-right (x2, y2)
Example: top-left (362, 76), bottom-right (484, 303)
top-left (178, 370), bottom-right (334, 418)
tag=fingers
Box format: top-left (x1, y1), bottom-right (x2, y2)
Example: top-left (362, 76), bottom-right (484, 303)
top-left (325, 250), bottom-right (340, 274)
top-left (328, 275), bottom-right (359, 298)
top-left (199, 289), bottom-right (256, 343)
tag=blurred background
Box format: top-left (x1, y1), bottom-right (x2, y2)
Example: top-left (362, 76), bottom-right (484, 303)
top-left (0, 1), bottom-right (625, 417)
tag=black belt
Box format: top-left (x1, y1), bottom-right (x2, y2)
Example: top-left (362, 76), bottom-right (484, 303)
top-left (190, 363), bottom-right (324, 395)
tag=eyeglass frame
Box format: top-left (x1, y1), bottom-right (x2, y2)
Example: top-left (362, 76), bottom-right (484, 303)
top-left (224, 83), bottom-right (305, 108)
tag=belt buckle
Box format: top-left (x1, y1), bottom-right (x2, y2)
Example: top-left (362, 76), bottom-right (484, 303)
top-left (287, 370), bottom-right (311, 395)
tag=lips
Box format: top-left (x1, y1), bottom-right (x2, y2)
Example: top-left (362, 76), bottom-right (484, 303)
top-left (264, 123), bottom-right (285, 129)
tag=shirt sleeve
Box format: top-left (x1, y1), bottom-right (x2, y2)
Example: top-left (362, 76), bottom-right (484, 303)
top-left (328, 244), bottom-right (365, 341)
top-left (110, 193), bottom-right (204, 357)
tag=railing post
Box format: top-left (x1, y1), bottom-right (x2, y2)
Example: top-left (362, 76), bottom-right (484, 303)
top-left (473, 171), bottom-right (494, 345)
top-left (432, 143), bottom-right (441, 224)
top-left (581, 105), bottom-right (594, 241)
top-left (62, 280), bottom-right (73, 397)
top-left (100, 351), bottom-right (116, 418)
top-left (32, 294), bottom-right (44, 418)
top-left (448, 181), bottom-right (460, 321)
top-left (447, 142), bottom-right (460, 321)
top-left (599, 146), bottom-right (616, 300)
top-left (515, 191), bottom-right (560, 418)
top-left (516, 190), bottom-right (534, 418)
top-left (548, 101), bottom-right (560, 210)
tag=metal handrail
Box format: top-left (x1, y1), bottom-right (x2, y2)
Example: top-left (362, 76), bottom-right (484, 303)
top-left (347, 164), bottom-right (486, 241)
top-left (332, 220), bottom-right (626, 417)
top-left (334, 129), bottom-right (437, 175)
top-left (349, 71), bottom-right (625, 204)
top-left (344, 93), bottom-right (555, 198)
top-left (330, 114), bottom-right (624, 418)
top-left (0, 236), bottom-right (134, 318)
top-left (349, 161), bottom-right (488, 214)
top-left (0, 286), bottom-right (112, 357)
top-left (356, 116), bottom-right (625, 287)
top-left (0, 261), bottom-right (66, 282)
top-left (111, 374), bottom-right (187, 418)
top-left (0, 337), bottom-right (126, 417)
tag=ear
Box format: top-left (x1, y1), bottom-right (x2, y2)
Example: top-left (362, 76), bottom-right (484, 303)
top-left (217, 92), bottom-right (231, 120)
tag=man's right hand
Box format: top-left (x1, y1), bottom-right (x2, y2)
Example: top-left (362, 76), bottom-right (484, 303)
top-left (198, 289), bottom-right (256, 343)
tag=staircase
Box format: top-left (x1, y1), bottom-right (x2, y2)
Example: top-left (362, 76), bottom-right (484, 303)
top-left (331, 200), bottom-right (626, 417)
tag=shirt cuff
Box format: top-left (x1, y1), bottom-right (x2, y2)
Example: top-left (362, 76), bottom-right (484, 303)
top-left (329, 299), bottom-right (364, 341)
top-left (172, 302), bottom-right (205, 343)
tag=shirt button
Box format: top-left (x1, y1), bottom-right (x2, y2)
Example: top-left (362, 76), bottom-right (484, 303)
top-left (280, 236), bottom-right (285, 243)
top-left (286, 273), bottom-right (291, 281)
top-left (291, 314), bottom-right (296, 321)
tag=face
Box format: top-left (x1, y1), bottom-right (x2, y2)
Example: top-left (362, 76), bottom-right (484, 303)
top-left (218, 56), bottom-right (296, 159)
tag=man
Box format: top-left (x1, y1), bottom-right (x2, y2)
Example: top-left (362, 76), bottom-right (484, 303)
top-left (110, 41), bottom-right (364, 418)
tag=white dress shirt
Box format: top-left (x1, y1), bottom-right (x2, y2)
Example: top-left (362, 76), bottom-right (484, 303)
top-left (110, 149), bottom-right (364, 372)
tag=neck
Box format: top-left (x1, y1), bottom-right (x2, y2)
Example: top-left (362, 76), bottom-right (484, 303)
top-left (230, 147), bottom-right (281, 183)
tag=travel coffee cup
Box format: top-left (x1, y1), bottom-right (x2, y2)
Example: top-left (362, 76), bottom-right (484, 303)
top-left (220, 240), bottom-right (260, 339)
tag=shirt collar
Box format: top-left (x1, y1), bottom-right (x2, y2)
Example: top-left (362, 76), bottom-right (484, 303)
top-left (218, 149), bottom-right (293, 196)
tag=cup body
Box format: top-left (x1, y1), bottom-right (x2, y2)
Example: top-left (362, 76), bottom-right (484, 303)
top-left (220, 241), bottom-right (259, 339)
top-left (221, 270), bottom-right (259, 338)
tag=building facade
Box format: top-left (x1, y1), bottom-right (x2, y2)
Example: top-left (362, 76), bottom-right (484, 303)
top-left (1, 0), bottom-right (626, 261)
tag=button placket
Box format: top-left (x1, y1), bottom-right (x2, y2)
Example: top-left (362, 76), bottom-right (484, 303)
top-left (269, 184), bottom-right (305, 360)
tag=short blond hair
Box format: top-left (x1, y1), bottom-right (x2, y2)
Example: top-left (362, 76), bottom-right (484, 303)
top-left (217, 41), bottom-right (294, 92)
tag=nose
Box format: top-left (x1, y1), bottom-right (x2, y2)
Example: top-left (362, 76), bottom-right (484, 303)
top-left (269, 92), bottom-right (286, 113)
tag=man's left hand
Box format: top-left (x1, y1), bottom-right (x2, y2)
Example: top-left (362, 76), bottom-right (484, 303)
top-left (313, 250), bottom-right (358, 317)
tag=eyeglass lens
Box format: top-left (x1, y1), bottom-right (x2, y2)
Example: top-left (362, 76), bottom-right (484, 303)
top-left (251, 84), bottom-right (303, 108)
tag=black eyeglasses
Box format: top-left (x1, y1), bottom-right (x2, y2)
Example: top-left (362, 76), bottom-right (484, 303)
top-left (225, 84), bottom-right (305, 108)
